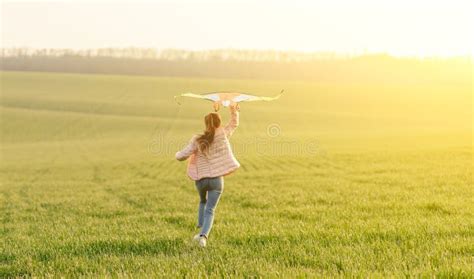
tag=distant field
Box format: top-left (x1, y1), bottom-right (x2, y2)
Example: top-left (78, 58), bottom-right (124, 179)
top-left (1, 71), bottom-right (472, 277)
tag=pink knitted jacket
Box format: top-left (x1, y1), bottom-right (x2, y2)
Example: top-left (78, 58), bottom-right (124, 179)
top-left (175, 108), bottom-right (240, 180)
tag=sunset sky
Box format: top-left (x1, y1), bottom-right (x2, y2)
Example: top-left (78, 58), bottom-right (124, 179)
top-left (1, 0), bottom-right (472, 57)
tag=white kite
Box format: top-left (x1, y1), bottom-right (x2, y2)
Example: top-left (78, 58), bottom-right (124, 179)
top-left (175, 90), bottom-right (284, 111)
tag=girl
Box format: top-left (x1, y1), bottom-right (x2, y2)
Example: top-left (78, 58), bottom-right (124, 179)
top-left (175, 104), bottom-right (240, 247)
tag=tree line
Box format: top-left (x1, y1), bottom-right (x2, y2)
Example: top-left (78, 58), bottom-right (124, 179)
top-left (1, 48), bottom-right (470, 83)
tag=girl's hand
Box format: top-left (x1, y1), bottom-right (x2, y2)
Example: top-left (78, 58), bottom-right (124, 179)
top-left (230, 103), bottom-right (240, 111)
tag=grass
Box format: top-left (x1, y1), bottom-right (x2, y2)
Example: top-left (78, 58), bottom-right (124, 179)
top-left (0, 71), bottom-right (472, 277)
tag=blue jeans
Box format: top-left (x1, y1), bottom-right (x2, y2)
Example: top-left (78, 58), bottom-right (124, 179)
top-left (195, 176), bottom-right (224, 238)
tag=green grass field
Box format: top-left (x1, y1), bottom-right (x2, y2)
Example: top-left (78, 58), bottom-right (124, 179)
top-left (1, 71), bottom-right (472, 277)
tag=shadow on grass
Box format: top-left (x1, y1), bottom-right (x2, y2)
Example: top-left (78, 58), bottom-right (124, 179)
top-left (420, 202), bottom-right (452, 215)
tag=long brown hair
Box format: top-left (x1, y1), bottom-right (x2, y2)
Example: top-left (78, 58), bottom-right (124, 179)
top-left (197, 112), bottom-right (221, 154)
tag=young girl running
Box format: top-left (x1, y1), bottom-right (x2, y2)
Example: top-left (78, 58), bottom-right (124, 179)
top-left (175, 104), bottom-right (240, 247)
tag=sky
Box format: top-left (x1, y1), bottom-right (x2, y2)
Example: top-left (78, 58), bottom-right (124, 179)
top-left (1, 0), bottom-right (473, 57)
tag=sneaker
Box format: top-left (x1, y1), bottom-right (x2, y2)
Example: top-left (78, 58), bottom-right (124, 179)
top-left (193, 234), bottom-right (201, 242)
top-left (198, 236), bottom-right (207, 247)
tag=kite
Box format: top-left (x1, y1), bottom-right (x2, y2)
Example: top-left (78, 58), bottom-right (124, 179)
top-left (174, 90), bottom-right (284, 111)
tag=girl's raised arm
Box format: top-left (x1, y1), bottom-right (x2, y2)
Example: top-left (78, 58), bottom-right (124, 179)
top-left (224, 104), bottom-right (239, 137)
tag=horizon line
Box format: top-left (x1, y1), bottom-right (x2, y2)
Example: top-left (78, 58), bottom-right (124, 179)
top-left (1, 47), bottom-right (472, 59)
